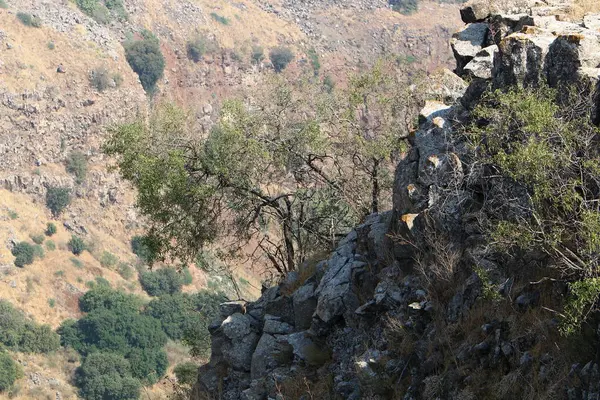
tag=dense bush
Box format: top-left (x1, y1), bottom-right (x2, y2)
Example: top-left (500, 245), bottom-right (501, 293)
top-left (174, 362), bottom-right (198, 386)
top-left (139, 268), bottom-right (183, 296)
top-left (269, 47), bottom-right (294, 73)
top-left (0, 352), bottom-right (20, 393)
top-left (78, 287), bottom-right (141, 313)
top-left (0, 300), bottom-right (60, 353)
top-left (131, 235), bottom-right (157, 264)
top-left (125, 31), bottom-right (165, 93)
top-left (145, 292), bottom-right (225, 342)
top-left (11, 242), bottom-right (34, 267)
top-left (68, 235), bottom-right (86, 255)
top-left (75, 352), bottom-right (140, 400)
top-left (60, 288), bottom-right (167, 384)
top-left (66, 151), bottom-right (88, 184)
top-left (16, 12), bottom-right (41, 27)
top-left (46, 186), bottom-right (71, 217)
top-left (45, 222), bottom-right (57, 236)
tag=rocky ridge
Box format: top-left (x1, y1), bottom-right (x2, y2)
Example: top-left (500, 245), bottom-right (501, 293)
top-left (193, 1), bottom-right (600, 399)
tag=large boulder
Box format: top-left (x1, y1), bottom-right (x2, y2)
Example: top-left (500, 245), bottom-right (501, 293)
top-left (464, 45), bottom-right (498, 79)
top-left (451, 23), bottom-right (490, 75)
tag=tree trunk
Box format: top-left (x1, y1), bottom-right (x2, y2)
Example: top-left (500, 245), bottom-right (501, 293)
top-left (371, 158), bottom-right (379, 214)
top-left (282, 198), bottom-right (296, 272)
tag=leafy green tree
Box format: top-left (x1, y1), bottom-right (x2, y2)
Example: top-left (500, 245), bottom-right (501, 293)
top-left (105, 65), bottom-right (421, 274)
top-left (11, 242), bottom-right (34, 267)
top-left (269, 47), bottom-right (294, 72)
top-left (46, 186), bottom-right (71, 217)
top-left (0, 352), bottom-right (21, 392)
top-left (75, 352), bottom-right (141, 400)
top-left (139, 268), bottom-right (182, 296)
top-left (125, 31), bottom-right (165, 93)
top-left (68, 235), bottom-right (86, 255)
top-left (130, 235), bottom-right (157, 264)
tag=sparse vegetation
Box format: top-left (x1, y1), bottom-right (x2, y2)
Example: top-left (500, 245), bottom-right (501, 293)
top-left (269, 46), bottom-right (294, 72)
top-left (391, 0), bottom-right (419, 14)
top-left (139, 268), bottom-right (183, 296)
top-left (71, 257), bottom-right (84, 268)
top-left (251, 45), bottom-right (265, 64)
top-left (210, 12), bottom-right (230, 25)
top-left (0, 0), bottom-right (8, 9)
top-left (118, 262), bottom-right (134, 280)
top-left (45, 186), bottom-right (71, 217)
top-left (181, 267), bottom-right (193, 285)
top-left (30, 233), bottom-right (45, 245)
top-left (66, 151), bottom-right (88, 184)
top-left (47, 41), bottom-right (55, 50)
top-left (89, 66), bottom-right (111, 92)
top-left (186, 34), bottom-right (218, 62)
top-left (45, 240), bottom-right (56, 251)
top-left (7, 210), bottom-right (18, 220)
top-left (307, 48), bottom-right (320, 76)
top-left (99, 250), bottom-right (118, 268)
top-left (124, 30), bottom-right (165, 93)
top-left (11, 242), bottom-right (35, 267)
top-left (45, 222), bottom-right (57, 236)
top-left (75, 0), bottom-right (127, 24)
top-left (16, 12), bottom-right (41, 27)
top-left (32, 244), bottom-right (44, 259)
top-left (68, 235), bottom-right (86, 256)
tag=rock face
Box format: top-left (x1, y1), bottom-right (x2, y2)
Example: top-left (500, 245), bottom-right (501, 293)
top-left (193, 3), bottom-right (600, 399)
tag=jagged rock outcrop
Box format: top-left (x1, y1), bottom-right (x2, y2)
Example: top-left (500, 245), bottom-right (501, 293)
top-left (194, 2), bottom-right (600, 399)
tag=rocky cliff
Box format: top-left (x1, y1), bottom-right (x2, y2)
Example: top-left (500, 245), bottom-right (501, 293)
top-left (193, 1), bottom-right (600, 399)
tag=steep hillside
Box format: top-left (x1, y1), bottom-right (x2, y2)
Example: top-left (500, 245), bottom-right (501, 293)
top-left (193, 1), bottom-right (600, 399)
top-left (0, 0), bottom-right (464, 397)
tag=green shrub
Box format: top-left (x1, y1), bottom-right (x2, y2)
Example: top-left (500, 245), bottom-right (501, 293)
top-left (11, 242), bottom-right (34, 267)
top-left (89, 66), bottom-right (111, 92)
top-left (186, 36), bottom-right (206, 62)
top-left (251, 45), bottom-right (264, 64)
top-left (16, 12), bottom-right (41, 27)
top-left (71, 257), bottom-right (84, 268)
top-left (118, 262), bottom-right (134, 280)
top-left (307, 48), bottom-right (320, 76)
top-left (124, 31), bottom-right (165, 93)
top-left (30, 234), bottom-right (44, 245)
top-left (45, 240), bottom-right (56, 251)
top-left (139, 268), bottom-right (182, 296)
top-left (54, 270), bottom-right (65, 277)
top-left (95, 277), bottom-right (111, 288)
top-left (46, 186), bottom-right (71, 217)
top-left (99, 251), bottom-right (118, 268)
top-left (391, 0), bottom-right (419, 14)
top-left (0, 0), bottom-right (8, 9)
top-left (131, 235), bottom-right (157, 264)
top-left (75, 352), bottom-right (141, 400)
top-left (68, 235), bottom-right (86, 256)
top-left (48, 298), bottom-right (56, 308)
top-left (45, 222), bottom-right (57, 236)
top-left (210, 12), bottom-right (230, 25)
top-left (7, 210), bottom-right (18, 220)
top-left (173, 362), bottom-right (197, 386)
top-left (32, 244), bottom-right (44, 260)
top-left (0, 300), bottom-right (60, 353)
top-left (113, 73), bottom-right (123, 87)
top-left (269, 47), bottom-right (294, 73)
top-left (0, 352), bottom-right (20, 392)
top-left (66, 151), bottom-right (88, 184)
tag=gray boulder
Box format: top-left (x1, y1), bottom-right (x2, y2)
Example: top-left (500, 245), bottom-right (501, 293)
top-left (451, 23), bottom-right (489, 75)
top-left (292, 283), bottom-right (317, 330)
top-left (464, 45), bottom-right (497, 79)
